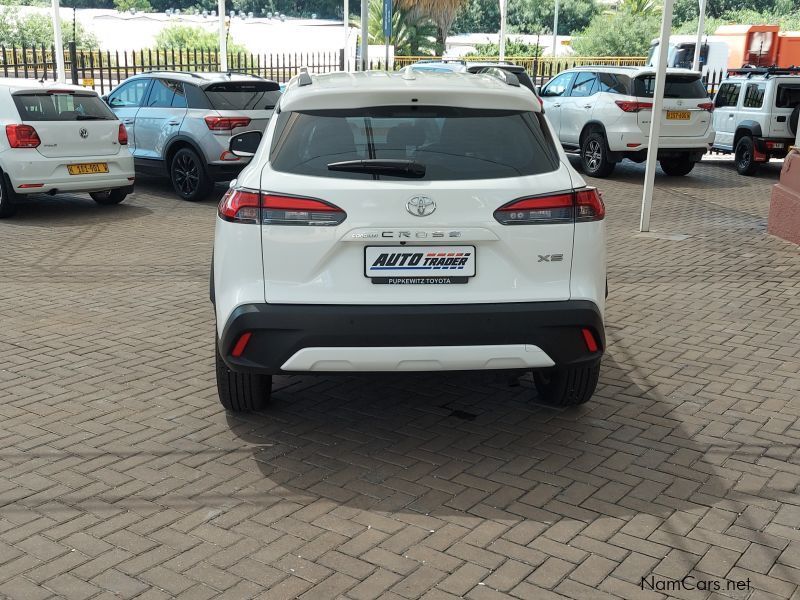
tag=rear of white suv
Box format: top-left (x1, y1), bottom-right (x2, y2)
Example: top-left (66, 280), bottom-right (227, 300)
top-left (212, 71), bottom-right (606, 411)
top-left (541, 67), bottom-right (714, 177)
top-left (0, 79), bottom-right (134, 217)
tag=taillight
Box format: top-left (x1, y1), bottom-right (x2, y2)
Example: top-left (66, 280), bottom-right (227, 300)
top-left (697, 102), bottom-right (714, 112)
top-left (575, 187), bottom-right (605, 222)
top-left (118, 123), bottom-right (128, 145)
top-left (6, 124), bottom-right (40, 148)
top-left (205, 116), bottom-right (251, 131)
top-left (262, 193), bottom-right (346, 226)
top-left (218, 189), bottom-right (346, 226)
top-left (615, 100), bottom-right (653, 113)
top-left (494, 187), bottom-right (604, 225)
top-left (218, 188), bottom-right (261, 223)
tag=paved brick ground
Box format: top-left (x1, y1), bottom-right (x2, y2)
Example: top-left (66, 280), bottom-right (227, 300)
top-left (1, 156), bottom-right (799, 600)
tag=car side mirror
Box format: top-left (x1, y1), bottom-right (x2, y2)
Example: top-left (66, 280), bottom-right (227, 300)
top-left (229, 130), bottom-right (262, 158)
top-left (101, 94), bottom-right (109, 105)
top-left (535, 85), bottom-right (541, 95)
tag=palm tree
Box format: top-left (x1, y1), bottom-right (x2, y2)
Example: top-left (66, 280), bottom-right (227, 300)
top-left (617, 0), bottom-right (658, 16)
top-left (395, 0), bottom-right (467, 54)
top-left (354, 0), bottom-right (437, 55)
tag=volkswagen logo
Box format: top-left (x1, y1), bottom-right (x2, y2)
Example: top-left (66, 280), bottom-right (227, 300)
top-left (406, 196), bottom-right (436, 217)
top-left (79, 128), bottom-right (89, 139)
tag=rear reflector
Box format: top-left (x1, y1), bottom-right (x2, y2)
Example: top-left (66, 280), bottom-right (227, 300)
top-left (6, 124), bottom-right (41, 148)
top-left (118, 123), bottom-right (128, 145)
top-left (582, 328), bottom-right (599, 353)
top-left (615, 100), bottom-right (653, 113)
top-left (18, 183), bottom-right (44, 188)
top-left (205, 116), bottom-right (251, 131)
top-left (231, 332), bottom-right (252, 358)
top-left (219, 151), bottom-right (240, 161)
top-left (218, 189), bottom-right (346, 226)
top-left (494, 188), bottom-right (604, 225)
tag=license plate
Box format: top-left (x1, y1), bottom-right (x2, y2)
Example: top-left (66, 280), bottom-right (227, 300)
top-left (67, 163), bottom-right (109, 175)
top-left (365, 246), bottom-right (475, 284)
top-left (666, 111), bottom-right (691, 120)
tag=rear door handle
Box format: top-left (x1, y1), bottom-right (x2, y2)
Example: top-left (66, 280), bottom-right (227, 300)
top-left (583, 104), bottom-right (592, 109)
top-left (552, 103), bottom-right (561, 108)
top-left (122, 119), bottom-right (134, 124)
top-left (168, 121), bottom-right (180, 126)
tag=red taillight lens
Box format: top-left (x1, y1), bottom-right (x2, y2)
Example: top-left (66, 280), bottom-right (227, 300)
top-left (262, 193), bottom-right (347, 226)
top-left (582, 328), bottom-right (599, 353)
top-left (615, 100), bottom-right (653, 113)
top-left (494, 188), bottom-right (604, 225)
top-left (575, 187), bottom-right (605, 222)
top-left (118, 123), bottom-right (128, 145)
top-left (218, 189), bottom-right (347, 226)
top-left (218, 188), bottom-right (261, 223)
top-left (205, 116), bottom-right (252, 131)
top-left (697, 102), bottom-right (714, 112)
top-left (6, 124), bottom-right (41, 148)
top-left (231, 332), bottom-right (252, 358)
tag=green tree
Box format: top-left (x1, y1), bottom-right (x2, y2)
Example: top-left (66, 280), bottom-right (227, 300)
top-left (617, 0), bottom-right (658, 16)
top-left (452, 0), bottom-right (499, 34)
top-left (396, 0), bottom-right (467, 53)
top-left (572, 11), bottom-right (660, 56)
top-left (114, 0), bottom-right (153, 12)
top-left (155, 24), bottom-right (247, 53)
top-left (0, 6), bottom-right (98, 48)
top-left (509, 0), bottom-right (598, 35)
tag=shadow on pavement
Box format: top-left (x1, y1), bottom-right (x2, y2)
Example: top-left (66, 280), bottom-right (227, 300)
top-left (8, 193), bottom-right (152, 226)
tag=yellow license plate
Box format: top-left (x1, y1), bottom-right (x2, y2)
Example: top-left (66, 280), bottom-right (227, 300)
top-left (67, 163), bottom-right (108, 175)
top-left (666, 111), bottom-right (691, 120)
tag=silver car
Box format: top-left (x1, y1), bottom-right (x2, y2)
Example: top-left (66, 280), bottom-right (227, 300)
top-left (104, 71), bottom-right (280, 201)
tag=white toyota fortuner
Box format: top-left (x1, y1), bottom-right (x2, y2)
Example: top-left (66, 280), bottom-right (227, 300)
top-left (211, 70), bottom-right (607, 411)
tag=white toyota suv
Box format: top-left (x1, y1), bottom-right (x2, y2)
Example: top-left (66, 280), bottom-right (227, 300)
top-left (540, 67), bottom-right (714, 177)
top-left (211, 70), bottom-right (607, 411)
top-left (0, 78), bottom-right (135, 217)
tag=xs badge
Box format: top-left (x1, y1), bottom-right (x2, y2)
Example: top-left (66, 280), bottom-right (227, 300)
top-left (538, 254), bottom-right (564, 262)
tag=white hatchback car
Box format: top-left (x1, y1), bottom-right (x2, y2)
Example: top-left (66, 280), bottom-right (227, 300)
top-left (540, 67), bottom-right (714, 177)
top-left (212, 70), bottom-right (607, 411)
top-left (0, 78), bottom-right (135, 217)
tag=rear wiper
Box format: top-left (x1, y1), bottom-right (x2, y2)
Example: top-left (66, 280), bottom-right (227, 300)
top-left (327, 159), bottom-right (426, 178)
top-left (75, 115), bottom-right (108, 120)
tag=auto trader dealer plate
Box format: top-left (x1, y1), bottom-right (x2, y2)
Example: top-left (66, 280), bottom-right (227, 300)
top-left (365, 246), bottom-right (476, 284)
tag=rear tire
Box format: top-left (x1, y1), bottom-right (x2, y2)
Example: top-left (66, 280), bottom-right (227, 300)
top-left (215, 342), bottom-right (271, 412)
top-left (90, 188), bottom-right (128, 205)
top-left (170, 147), bottom-right (212, 202)
top-left (0, 170), bottom-right (16, 218)
top-left (659, 157), bottom-right (695, 176)
top-left (533, 362), bottom-right (600, 407)
top-left (580, 132), bottom-right (615, 178)
top-left (735, 136), bottom-right (759, 176)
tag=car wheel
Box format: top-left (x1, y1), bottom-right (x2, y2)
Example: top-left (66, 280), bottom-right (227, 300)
top-left (533, 361), bottom-right (600, 407)
top-left (90, 188), bottom-right (128, 205)
top-left (734, 136), bottom-right (759, 176)
top-left (171, 148), bottom-right (212, 201)
top-left (0, 170), bottom-right (17, 218)
top-left (215, 341), bottom-right (271, 412)
top-left (659, 157), bottom-right (695, 176)
top-left (581, 132), bottom-right (615, 178)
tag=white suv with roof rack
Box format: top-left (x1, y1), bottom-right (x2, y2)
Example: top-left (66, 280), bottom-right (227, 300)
top-left (711, 67), bottom-right (800, 175)
top-left (540, 66), bottom-right (714, 177)
top-left (211, 69), bottom-right (607, 412)
top-left (0, 78), bottom-right (134, 217)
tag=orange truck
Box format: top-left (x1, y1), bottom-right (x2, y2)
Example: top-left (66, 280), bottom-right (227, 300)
top-left (715, 24), bottom-right (800, 68)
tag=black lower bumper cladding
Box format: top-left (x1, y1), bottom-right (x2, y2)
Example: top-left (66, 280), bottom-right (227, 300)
top-left (218, 300), bottom-right (605, 375)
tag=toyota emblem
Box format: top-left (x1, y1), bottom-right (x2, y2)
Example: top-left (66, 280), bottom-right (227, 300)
top-left (79, 128), bottom-right (89, 139)
top-left (406, 196), bottom-right (436, 217)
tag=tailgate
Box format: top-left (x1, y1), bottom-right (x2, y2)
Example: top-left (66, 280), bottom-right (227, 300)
top-left (12, 90), bottom-right (123, 158)
top-left (768, 82), bottom-right (800, 138)
top-left (634, 73), bottom-right (712, 138)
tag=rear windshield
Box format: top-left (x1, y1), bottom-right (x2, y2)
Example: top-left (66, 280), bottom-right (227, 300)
top-left (13, 92), bottom-right (116, 121)
top-left (634, 74), bottom-right (707, 99)
top-left (203, 81), bottom-right (281, 110)
top-left (269, 107), bottom-right (559, 180)
top-left (776, 84), bottom-right (800, 108)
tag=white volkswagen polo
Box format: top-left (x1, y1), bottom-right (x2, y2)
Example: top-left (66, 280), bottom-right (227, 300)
top-left (212, 70), bottom-right (607, 411)
top-left (0, 78), bottom-right (135, 217)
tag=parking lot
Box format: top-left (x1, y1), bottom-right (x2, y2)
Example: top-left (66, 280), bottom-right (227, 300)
top-left (1, 155), bottom-right (799, 600)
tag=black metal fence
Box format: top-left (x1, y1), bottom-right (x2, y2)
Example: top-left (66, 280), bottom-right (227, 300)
top-left (0, 43), bottom-right (728, 97)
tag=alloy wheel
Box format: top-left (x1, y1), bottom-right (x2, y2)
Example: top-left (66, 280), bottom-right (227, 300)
top-left (173, 154), bottom-right (200, 196)
top-left (585, 140), bottom-right (602, 172)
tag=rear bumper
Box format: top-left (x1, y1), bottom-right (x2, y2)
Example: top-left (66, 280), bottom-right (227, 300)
top-left (754, 137), bottom-right (792, 159)
top-left (207, 162), bottom-right (248, 181)
top-left (2, 149), bottom-right (135, 195)
top-left (218, 300), bottom-right (605, 375)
